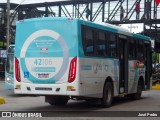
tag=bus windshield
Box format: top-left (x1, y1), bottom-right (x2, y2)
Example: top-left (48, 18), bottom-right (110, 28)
top-left (6, 54), bottom-right (14, 74)
top-left (6, 45), bottom-right (14, 74)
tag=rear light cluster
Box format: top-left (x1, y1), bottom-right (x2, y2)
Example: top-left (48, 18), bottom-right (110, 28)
top-left (15, 57), bottom-right (21, 82)
top-left (68, 57), bottom-right (77, 83)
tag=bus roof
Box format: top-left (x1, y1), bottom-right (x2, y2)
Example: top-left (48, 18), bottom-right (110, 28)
top-left (17, 17), bottom-right (151, 41)
top-left (17, 17), bottom-right (70, 23)
top-left (79, 19), bottom-right (151, 41)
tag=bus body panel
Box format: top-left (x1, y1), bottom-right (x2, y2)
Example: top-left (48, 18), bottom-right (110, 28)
top-left (128, 60), bottom-right (145, 94)
top-left (79, 57), bottom-right (120, 97)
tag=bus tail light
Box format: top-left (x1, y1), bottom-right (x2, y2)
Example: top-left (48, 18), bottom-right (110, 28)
top-left (68, 57), bottom-right (77, 83)
top-left (15, 57), bottom-right (21, 82)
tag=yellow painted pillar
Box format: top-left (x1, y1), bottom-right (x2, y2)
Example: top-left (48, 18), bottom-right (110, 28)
top-left (0, 97), bottom-right (5, 104)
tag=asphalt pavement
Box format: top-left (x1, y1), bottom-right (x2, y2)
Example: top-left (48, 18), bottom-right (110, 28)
top-left (0, 80), bottom-right (160, 120)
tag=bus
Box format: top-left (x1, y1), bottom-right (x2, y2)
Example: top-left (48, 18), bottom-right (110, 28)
top-left (14, 17), bottom-right (152, 107)
top-left (0, 49), bottom-right (6, 79)
top-left (5, 45), bottom-right (14, 90)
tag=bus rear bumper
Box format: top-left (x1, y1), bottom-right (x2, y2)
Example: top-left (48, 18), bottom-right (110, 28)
top-left (14, 82), bottom-right (80, 96)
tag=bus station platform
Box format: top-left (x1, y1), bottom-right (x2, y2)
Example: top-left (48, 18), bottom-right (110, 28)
top-left (152, 80), bottom-right (160, 90)
top-left (0, 78), bottom-right (5, 104)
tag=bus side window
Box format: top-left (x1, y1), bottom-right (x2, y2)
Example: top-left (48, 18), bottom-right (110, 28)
top-left (97, 31), bottom-right (106, 56)
top-left (128, 39), bottom-right (136, 59)
top-left (82, 27), bottom-right (94, 55)
top-left (86, 29), bottom-right (94, 54)
top-left (137, 40), bottom-right (144, 62)
top-left (108, 34), bottom-right (118, 58)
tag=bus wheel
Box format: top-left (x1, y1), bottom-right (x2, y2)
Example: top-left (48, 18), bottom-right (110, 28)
top-left (101, 82), bottom-right (113, 108)
top-left (131, 81), bottom-right (143, 100)
top-left (48, 96), bottom-right (69, 106)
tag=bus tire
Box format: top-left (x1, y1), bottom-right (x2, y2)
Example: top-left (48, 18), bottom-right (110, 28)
top-left (48, 96), bottom-right (69, 106)
top-left (101, 82), bottom-right (113, 108)
top-left (131, 81), bottom-right (143, 100)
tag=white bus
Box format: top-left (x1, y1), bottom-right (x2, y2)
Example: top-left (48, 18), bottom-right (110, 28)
top-left (14, 17), bottom-right (152, 107)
